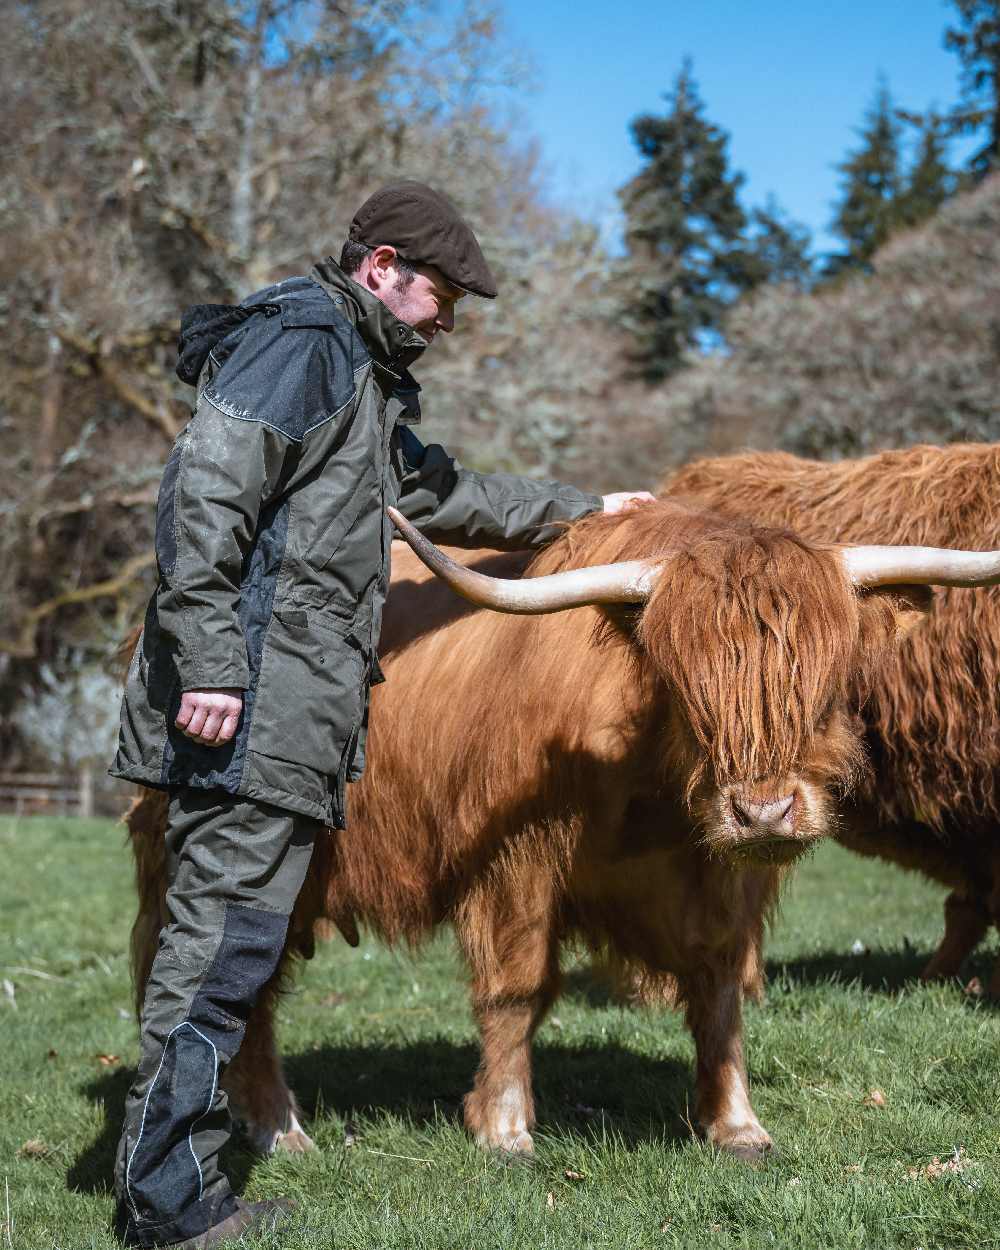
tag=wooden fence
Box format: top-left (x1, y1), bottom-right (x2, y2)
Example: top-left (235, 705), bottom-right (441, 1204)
top-left (0, 768), bottom-right (98, 818)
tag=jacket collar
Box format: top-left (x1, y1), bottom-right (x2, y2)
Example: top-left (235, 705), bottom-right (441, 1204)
top-left (309, 257), bottom-right (428, 376)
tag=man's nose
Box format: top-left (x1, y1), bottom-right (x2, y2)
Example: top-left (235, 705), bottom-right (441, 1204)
top-left (437, 305), bottom-right (455, 333)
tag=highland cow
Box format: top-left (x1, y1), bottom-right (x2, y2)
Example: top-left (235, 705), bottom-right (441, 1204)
top-left (126, 497), bottom-right (1000, 1162)
top-left (664, 442), bottom-right (1000, 992)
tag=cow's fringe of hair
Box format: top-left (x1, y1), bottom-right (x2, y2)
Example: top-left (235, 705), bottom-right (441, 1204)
top-left (665, 443), bottom-right (1000, 830)
top-left (531, 499), bottom-right (903, 793)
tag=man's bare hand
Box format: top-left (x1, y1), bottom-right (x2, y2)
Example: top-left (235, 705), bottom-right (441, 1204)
top-left (602, 491), bottom-right (656, 514)
top-left (175, 688), bottom-right (243, 747)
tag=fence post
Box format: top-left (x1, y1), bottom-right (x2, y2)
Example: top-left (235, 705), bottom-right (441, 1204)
top-left (78, 767), bottom-right (95, 819)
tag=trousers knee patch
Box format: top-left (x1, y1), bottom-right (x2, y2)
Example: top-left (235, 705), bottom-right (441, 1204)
top-left (189, 902), bottom-right (289, 1053)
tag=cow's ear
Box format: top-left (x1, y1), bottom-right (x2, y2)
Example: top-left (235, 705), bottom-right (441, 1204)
top-left (592, 602), bottom-right (645, 647)
top-left (859, 584), bottom-right (935, 648)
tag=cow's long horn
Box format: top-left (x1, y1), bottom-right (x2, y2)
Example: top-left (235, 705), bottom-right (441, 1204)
top-left (388, 508), bottom-right (659, 613)
top-left (842, 545), bottom-right (1000, 588)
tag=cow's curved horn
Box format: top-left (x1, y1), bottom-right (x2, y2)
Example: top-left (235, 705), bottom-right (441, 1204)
top-left (388, 508), bottom-right (659, 613)
top-left (842, 545), bottom-right (1000, 588)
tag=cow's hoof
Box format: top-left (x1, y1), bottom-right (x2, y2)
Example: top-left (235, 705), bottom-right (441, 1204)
top-left (721, 1139), bottom-right (774, 1163)
top-left (703, 1124), bottom-right (773, 1162)
top-left (476, 1128), bottom-right (535, 1156)
top-left (276, 1127), bottom-right (317, 1154)
top-left (246, 1110), bottom-right (316, 1156)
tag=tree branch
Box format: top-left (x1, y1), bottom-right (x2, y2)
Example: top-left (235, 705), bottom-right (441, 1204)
top-left (55, 328), bottom-right (182, 442)
top-left (0, 553), bottom-right (156, 658)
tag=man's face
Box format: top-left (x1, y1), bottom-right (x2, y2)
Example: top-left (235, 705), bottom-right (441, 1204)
top-left (362, 247), bottom-right (466, 344)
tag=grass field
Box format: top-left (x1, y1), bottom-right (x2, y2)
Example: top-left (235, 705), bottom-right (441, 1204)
top-left (2, 814), bottom-right (999, 1250)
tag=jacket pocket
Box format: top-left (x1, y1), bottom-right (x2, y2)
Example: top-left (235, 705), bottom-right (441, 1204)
top-left (247, 607), bottom-right (366, 778)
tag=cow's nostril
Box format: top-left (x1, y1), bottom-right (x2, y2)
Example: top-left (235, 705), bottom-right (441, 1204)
top-left (731, 796), bottom-right (754, 828)
top-left (731, 792), bottom-right (796, 831)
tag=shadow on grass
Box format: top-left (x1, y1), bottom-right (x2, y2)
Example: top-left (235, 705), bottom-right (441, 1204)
top-left (765, 944), bottom-right (999, 997)
top-left (68, 1037), bottom-right (693, 1197)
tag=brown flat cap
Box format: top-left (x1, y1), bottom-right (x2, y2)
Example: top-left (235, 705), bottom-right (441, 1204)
top-left (348, 181), bottom-right (497, 299)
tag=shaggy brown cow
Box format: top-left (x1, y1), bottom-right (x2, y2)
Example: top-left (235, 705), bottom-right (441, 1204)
top-left (126, 497), bottom-right (1000, 1163)
top-left (664, 443), bottom-right (1000, 992)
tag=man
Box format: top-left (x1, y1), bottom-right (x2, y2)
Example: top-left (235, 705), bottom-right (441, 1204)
top-left (110, 180), bottom-right (653, 1248)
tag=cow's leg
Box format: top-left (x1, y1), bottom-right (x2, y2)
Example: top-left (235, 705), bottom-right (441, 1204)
top-left (920, 889), bottom-right (990, 982)
top-left (457, 872), bottom-right (560, 1156)
top-left (222, 969), bottom-right (315, 1155)
top-left (683, 975), bottom-right (772, 1160)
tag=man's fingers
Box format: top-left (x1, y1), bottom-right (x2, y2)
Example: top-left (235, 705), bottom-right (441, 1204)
top-left (198, 710), bottom-right (225, 744)
top-left (176, 689), bottom-right (243, 741)
top-left (175, 694), bottom-right (196, 730)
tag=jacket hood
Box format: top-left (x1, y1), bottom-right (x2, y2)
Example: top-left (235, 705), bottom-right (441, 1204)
top-left (175, 264), bottom-right (428, 388)
top-left (176, 303), bottom-right (262, 385)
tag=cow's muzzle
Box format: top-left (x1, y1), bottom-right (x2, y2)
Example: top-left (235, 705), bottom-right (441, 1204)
top-left (720, 787), bottom-right (818, 864)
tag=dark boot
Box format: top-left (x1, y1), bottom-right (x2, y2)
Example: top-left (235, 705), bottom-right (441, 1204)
top-left (116, 1197), bottom-right (294, 1248)
top-left (172, 1198), bottom-right (295, 1248)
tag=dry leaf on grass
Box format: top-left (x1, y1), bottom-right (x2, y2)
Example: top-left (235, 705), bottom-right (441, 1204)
top-left (659, 1219), bottom-right (671, 1232)
top-left (564, 1169), bottom-right (585, 1182)
top-left (905, 1146), bottom-right (975, 1182)
top-left (546, 1191), bottom-right (555, 1210)
top-left (863, 1089), bottom-right (887, 1108)
top-left (964, 976), bottom-right (984, 999)
top-left (19, 1140), bottom-right (49, 1159)
top-left (343, 1121), bottom-right (358, 1148)
top-left (96, 1053), bottom-right (121, 1067)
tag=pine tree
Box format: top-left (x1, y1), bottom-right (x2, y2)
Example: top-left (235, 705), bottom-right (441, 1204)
top-left (945, 0), bottom-right (1000, 176)
top-left (827, 81), bottom-right (903, 275)
top-left (898, 116), bottom-right (958, 228)
top-left (745, 198), bottom-right (813, 290)
top-left (618, 62), bottom-right (758, 382)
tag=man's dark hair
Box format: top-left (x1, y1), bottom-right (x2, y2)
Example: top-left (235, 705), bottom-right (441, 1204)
top-left (339, 239), bottom-right (417, 291)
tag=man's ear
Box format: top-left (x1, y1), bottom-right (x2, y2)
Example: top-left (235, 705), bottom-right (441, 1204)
top-left (369, 245), bottom-right (399, 288)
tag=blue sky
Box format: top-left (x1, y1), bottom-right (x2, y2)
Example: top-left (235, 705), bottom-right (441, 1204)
top-left (493, 0), bottom-right (969, 255)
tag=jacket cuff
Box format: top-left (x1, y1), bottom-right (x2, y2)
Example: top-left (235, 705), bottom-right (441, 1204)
top-left (175, 649), bottom-right (251, 693)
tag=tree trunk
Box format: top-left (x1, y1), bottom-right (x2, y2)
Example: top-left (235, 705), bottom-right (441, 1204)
top-left (231, 1), bottom-right (270, 264)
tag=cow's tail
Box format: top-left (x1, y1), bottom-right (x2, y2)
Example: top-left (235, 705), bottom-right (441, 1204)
top-left (124, 787), bottom-right (171, 1018)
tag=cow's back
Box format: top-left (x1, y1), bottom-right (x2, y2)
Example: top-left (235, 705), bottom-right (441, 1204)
top-left (381, 542), bottom-right (533, 658)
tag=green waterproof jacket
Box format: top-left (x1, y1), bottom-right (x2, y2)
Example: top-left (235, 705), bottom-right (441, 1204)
top-left (111, 259), bottom-right (602, 826)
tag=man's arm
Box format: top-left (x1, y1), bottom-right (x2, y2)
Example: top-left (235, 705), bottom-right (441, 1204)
top-left (155, 315), bottom-right (313, 745)
top-left (394, 428), bottom-right (649, 550)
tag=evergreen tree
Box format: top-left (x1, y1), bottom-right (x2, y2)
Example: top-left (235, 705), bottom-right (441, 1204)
top-left (898, 116), bottom-right (959, 228)
top-left (618, 62), bottom-right (758, 382)
top-left (745, 198), bottom-right (814, 290)
top-left (945, 0), bottom-right (1000, 176)
top-left (827, 81), bottom-right (903, 275)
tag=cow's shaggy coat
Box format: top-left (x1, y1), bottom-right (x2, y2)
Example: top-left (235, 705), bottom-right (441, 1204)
top-left (127, 499), bottom-right (925, 1159)
top-left (665, 443), bottom-right (1000, 989)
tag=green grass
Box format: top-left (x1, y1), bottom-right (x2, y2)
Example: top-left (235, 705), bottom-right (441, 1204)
top-left (2, 814), bottom-right (999, 1250)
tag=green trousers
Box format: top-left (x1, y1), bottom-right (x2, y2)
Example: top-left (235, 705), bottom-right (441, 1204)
top-left (113, 789), bottom-right (318, 1248)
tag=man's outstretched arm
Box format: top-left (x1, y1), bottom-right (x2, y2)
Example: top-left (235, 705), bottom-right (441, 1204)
top-left (394, 427), bottom-right (652, 550)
